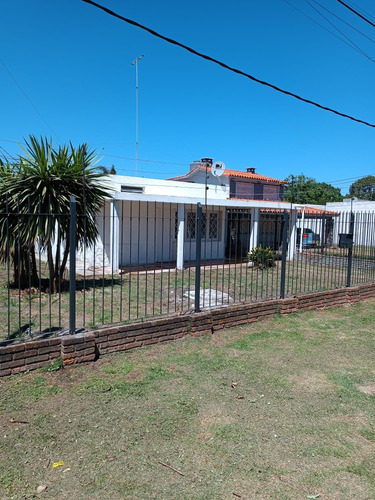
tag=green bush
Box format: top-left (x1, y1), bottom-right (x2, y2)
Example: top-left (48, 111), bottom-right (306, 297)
top-left (248, 246), bottom-right (276, 269)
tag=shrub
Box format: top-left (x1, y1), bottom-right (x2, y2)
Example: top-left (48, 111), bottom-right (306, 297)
top-left (248, 246), bottom-right (276, 269)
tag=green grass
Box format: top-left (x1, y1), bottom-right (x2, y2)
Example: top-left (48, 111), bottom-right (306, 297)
top-left (1, 299), bottom-right (375, 499)
top-left (3, 247), bottom-right (375, 341)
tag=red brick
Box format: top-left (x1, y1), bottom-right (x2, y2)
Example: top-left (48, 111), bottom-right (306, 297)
top-left (25, 340), bottom-right (48, 349)
top-left (13, 349), bottom-right (38, 360)
top-left (143, 338), bottom-right (160, 346)
top-left (63, 359), bottom-right (75, 366)
top-left (0, 344), bottom-right (26, 355)
top-left (107, 337), bottom-right (136, 347)
top-left (25, 354), bottom-right (49, 365)
top-left (107, 332), bottom-right (134, 342)
top-left (38, 346), bottom-right (60, 355)
top-left (49, 351), bottom-right (60, 359)
top-left (49, 338), bottom-right (61, 346)
top-left (0, 354), bottom-right (12, 362)
top-left (134, 333), bottom-right (152, 341)
top-left (22, 361), bottom-right (49, 372)
top-left (74, 354), bottom-right (96, 363)
top-left (74, 340), bottom-right (96, 351)
top-left (11, 365), bottom-right (29, 374)
top-left (2, 358), bottom-right (26, 369)
top-left (61, 345), bottom-right (74, 353)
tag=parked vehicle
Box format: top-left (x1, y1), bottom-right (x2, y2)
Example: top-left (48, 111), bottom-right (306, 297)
top-left (296, 227), bottom-right (320, 247)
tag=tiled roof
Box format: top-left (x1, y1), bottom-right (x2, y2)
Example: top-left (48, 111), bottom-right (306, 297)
top-left (168, 166), bottom-right (289, 184)
top-left (228, 199), bottom-right (339, 216)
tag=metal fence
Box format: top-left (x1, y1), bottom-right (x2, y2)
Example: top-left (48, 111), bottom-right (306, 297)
top-left (1, 197), bottom-right (375, 343)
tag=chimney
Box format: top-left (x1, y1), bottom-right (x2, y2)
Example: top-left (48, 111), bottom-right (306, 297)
top-left (201, 157), bottom-right (213, 166)
top-left (247, 167), bottom-right (256, 174)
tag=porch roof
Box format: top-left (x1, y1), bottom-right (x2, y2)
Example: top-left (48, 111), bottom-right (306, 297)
top-left (112, 191), bottom-right (308, 211)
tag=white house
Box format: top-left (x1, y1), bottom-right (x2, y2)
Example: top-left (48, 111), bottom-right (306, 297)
top-left (77, 160), bottom-right (340, 274)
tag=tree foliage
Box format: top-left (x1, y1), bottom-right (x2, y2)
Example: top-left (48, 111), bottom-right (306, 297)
top-left (283, 174), bottom-right (343, 205)
top-left (97, 164), bottom-right (117, 175)
top-left (348, 175), bottom-right (375, 201)
top-left (0, 135), bottom-right (111, 291)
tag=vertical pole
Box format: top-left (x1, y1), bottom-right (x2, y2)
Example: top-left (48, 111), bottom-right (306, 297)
top-left (280, 210), bottom-right (289, 299)
top-left (132, 55), bottom-right (144, 177)
top-left (69, 196), bottom-right (77, 334)
top-left (195, 203), bottom-right (202, 312)
top-left (346, 211), bottom-right (355, 287)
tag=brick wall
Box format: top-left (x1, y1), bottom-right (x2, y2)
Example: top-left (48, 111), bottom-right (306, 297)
top-left (1, 283), bottom-right (375, 377)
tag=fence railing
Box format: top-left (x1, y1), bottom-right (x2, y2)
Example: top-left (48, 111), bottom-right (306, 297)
top-left (1, 197), bottom-right (375, 343)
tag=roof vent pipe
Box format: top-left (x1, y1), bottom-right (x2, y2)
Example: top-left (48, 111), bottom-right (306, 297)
top-left (247, 167), bottom-right (256, 173)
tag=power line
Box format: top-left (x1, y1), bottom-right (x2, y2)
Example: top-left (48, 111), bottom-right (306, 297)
top-left (304, 0), bottom-right (375, 64)
top-left (0, 146), bottom-right (17, 161)
top-left (282, 0), bottom-right (375, 62)
top-left (82, 0), bottom-right (375, 129)
top-left (0, 59), bottom-right (61, 141)
top-left (309, 0), bottom-right (375, 46)
top-left (337, 0), bottom-right (375, 29)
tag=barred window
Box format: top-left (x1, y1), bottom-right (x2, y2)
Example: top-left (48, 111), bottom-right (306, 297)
top-left (178, 211), bottom-right (220, 240)
top-left (201, 213), bottom-right (207, 239)
top-left (186, 212), bottom-right (196, 239)
top-left (209, 213), bottom-right (219, 238)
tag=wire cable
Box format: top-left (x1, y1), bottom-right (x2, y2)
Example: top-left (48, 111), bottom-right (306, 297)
top-left (337, 0), bottom-right (375, 29)
top-left (82, 0), bottom-right (375, 129)
top-left (309, 0), bottom-right (375, 45)
top-left (282, 0), bottom-right (372, 58)
top-left (0, 59), bottom-right (61, 141)
top-left (304, 0), bottom-right (375, 63)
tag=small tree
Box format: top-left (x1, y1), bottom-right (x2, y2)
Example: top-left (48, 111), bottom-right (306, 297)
top-left (348, 175), bottom-right (375, 201)
top-left (284, 174), bottom-right (343, 205)
top-left (0, 135), bottom-right (112, 292)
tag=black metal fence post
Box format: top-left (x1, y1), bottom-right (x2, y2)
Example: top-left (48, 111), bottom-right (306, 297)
top-left (69, 196), bottom-right (77, 334)
top-left (195, 202), bottom-right (202, 313)
top-left (280, 209), bottom-right (289, 299)
top-left (346, 211), bottom-right (355, 288)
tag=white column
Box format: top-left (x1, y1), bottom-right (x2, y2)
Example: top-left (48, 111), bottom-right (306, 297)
top-left (288, 208), bottom-right (298, 261)
top-left (110, 200), bottom-right (120, 273)
top-left (249, 208), bottom-right (260, 251)
top-left (176, 204), bottom-right (185, 270)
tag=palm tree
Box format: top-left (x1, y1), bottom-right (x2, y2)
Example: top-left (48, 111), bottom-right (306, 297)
top-left (0, 135), bottom-right (112, 292)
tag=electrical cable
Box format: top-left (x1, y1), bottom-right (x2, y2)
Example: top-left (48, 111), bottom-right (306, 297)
top-left (337, 0), bottom-right (375, 29)
top-left (282, 0), bottom-right (372, 58)
top-left (304, 0), bottom-right (375, 64)
top-left (81, 0), bottom-right (375, 129)
top-left (309, 0), bottom-right (375, 45)
top-left (0, 59), bottom-right (61, 141)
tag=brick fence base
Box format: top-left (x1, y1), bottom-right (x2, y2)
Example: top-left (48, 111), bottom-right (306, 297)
top-left (1, 283), bottom-right (375, 377)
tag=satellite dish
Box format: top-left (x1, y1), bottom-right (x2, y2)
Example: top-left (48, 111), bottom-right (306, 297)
top-left (211, 161), bottom-right (226, 177)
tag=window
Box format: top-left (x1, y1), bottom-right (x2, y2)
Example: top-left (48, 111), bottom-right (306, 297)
top-left (186, 212), bottom-right (196, 239)
top-left (254, 184), bottom-right (264, 200)
top-left (209, 213), bottom-right (219, 238)
top-left (176, 211), bottom-right (220, 240)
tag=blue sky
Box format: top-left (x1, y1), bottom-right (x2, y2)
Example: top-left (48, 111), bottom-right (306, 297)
top-left (1, 0), bottom-right (375, 193)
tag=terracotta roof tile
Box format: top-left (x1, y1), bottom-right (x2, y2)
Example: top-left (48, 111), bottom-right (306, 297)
top-left (167, 166), bottom-right (288, 184)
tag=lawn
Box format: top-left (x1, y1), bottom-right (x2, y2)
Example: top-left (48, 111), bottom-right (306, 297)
top-left (1, 299), bottom-right (375, 499)
top-left (1, 251), bottom-right (366, 342)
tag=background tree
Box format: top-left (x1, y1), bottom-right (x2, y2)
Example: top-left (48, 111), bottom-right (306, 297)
top-left (283, 174), bottom-right (343, 205)
top-left (97, 164), bottom-right (117, 174)
top-left (348, 175), bottom-right (375, 200)
top-left (0, 135), bottom-right (112, 291)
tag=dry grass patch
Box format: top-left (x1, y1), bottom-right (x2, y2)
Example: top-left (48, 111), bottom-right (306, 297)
top-left (1, 299), bottom-right (375, 499)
